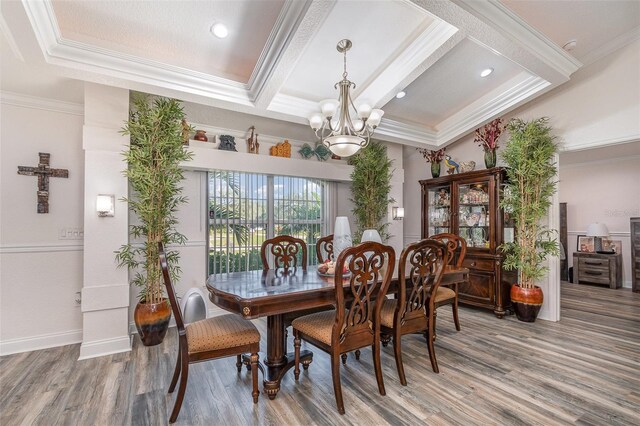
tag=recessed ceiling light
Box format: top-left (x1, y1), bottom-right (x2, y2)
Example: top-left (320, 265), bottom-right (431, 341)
top-left (211, 23), bottom-right (228, 39)
top-left (562, 39), bottom-right (577, 51)
top-left (480, 68), bottom-right (494, 78)
top-left (396, 91), bottom-right (406, 99)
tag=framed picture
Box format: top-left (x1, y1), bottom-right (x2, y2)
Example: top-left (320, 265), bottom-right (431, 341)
top-left (577, 235), bottom-right (595, 253)
top-left (602, 239), bottom-right (622, 254)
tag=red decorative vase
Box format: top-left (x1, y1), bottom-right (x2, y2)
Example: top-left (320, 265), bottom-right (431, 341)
top-left (510, 284), bottom-right (543, 322)
top-left (194, 130), bottom-right (208, 142)
top-left (134, 299), bottom-right (172, 346)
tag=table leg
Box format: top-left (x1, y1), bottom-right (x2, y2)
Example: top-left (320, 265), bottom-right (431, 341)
top-left (245, 313), bottom-right (313, 400)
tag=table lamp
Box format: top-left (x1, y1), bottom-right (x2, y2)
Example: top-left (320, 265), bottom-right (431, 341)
top-left (586, 222), bottom-right (609, 253)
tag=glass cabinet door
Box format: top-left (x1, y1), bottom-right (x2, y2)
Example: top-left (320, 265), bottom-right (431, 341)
top-left (457, 182), bottom-right (490, 248)
top-left (426, 184), bottom-right (451, 236)
top-left (501, 183), bottom-right (515, 245)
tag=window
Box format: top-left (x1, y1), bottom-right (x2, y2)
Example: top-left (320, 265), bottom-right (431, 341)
top-left (208, 171), bottom-right (327, 275)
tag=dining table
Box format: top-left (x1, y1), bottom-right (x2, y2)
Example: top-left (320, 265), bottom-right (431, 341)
top-left (206, 265), bottom-right (468, 399)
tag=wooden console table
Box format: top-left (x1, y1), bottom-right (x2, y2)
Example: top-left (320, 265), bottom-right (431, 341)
top-left (573, 252), bottom-right (622, 289)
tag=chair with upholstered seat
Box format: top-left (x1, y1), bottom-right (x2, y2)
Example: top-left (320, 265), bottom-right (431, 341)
top-left (292, 242), bottom-right (396, 414)
top-left (261, 235), bottom-right (307, 273)
top-left (316, 234), bottom-right (334, 263)
top-left (431, 233), bottom-right (466, 332)
top-left (379, 239), bottom-right (447, 379)
top-left (159, 242), bottom-right (260, 423)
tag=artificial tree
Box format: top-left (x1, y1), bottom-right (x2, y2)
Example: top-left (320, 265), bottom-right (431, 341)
top-left (500, 117), bottom-right (559, 322)
top-left (348, 141), bottom-right (394, 243)
top-left (115, 95), bottom-right (193, 344)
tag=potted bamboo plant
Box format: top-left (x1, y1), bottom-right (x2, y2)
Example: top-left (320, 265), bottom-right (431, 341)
top-left (116, 95), bottom-right (193, 345)
top-left (349, 141), bottom-right (394, 243)
top-left (500, 117), bottom-right (559, 322)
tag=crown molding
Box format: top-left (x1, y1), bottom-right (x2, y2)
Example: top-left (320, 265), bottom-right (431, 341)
top-left (22, 0), bottom-right (252, 106)
top-left (267, 92), bottom-right (318, 119)
top-left (436, 73), bottom-right (550, 144)
top-left (561, 134), bottom-right (640, 152)
top-left (580, 26), bottom-right (640, 67)
top-left (246, 0), bottom-right (312, 102)
top-left (452, 0), bottom-right (582, 79)
top-left (376, 118), bottom-right (438, 147)
top-left (0, 91), bottom-right (84, 115)
top-left (356, 19), bottom-right (458, 106)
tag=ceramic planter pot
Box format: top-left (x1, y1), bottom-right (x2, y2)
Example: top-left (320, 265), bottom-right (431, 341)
top-left (134, 299), bottom-right (172, 346)
top-left (484, 149), bottom-right (497, 168)
top-left (510, 284), bottom-right (543, 322)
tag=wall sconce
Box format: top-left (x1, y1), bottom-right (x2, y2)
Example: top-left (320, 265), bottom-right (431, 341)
top-left (96, 194), bottom-right (115, 217)
top-left (392, 206), bottom-right (405, 220)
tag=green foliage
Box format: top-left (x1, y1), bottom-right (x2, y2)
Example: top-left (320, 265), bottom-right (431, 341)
top-left (500, 117), bottom-right (559, 289)
top-left (115, 95), bottom-right (193, 304)
top-left (348, 141), bottom-right (394, 242)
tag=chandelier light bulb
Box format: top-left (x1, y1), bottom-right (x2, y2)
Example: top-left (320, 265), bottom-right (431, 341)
top-left (320, 99), bottom-right (339, 118)
top-left (308, 113), bottom-right (323, 131)
top-left (367, 109), bottom-right (384, 127)
top-left (357, 103), bottom-right (372, 119)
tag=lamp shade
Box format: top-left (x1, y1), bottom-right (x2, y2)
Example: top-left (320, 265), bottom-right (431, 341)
top-left (586, 222), bottom-right (609, 237)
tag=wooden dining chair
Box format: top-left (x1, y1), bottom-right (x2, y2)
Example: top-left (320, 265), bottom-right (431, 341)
top-left (159, 242), bottom-right (260, 423)
top-left (261, 235), bottom-right (307, 273)
top-left (379, 239), bottom-right (447, 380)
top-left (316, 234), bottom-right (334, 263)
top-left (292, 242), bottom-right (396, 414)
top-left (431, 233), bottom-right (467, 332)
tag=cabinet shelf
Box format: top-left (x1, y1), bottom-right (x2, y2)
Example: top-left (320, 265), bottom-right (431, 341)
top-left (459, 225), bottom-right (489, 229)
top-left (459, 203), bottom-right (489, 207)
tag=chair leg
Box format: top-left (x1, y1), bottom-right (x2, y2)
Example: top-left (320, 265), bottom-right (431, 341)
top-left (236, 355), bottom-right (242, 373)
top-left (452, 299), bottom-right (461, 331)
top-left (293, 331), bottom-right (301, 380)
top-left (331, 352), bottom-right (345, 415)
top-left (426, 314), bottom-right (439, 374)
top-left (341, 353), bottom-right (348, 365)
top-left (169, 350), bottom-right (189, 423)
top-left (168, 348), bottom-right (181, 393)
top-left (393, 330), bottom-right (407, 386)
top-left (355, 349), bottom-right (361, 360)
top-left (250, 353), bottom-right (259, 403)
top-left (432, 309), bottom-right (438, 341)
top-left (372, 339), bottom-right (386, 396)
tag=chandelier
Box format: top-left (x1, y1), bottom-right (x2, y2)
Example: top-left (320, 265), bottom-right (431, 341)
top-left (308, 39), bottom-right (384, 158)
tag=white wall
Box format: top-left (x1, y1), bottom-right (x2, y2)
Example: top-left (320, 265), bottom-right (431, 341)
top-left (0, 97), bottom-right (85, 355)
top-left (560, 149), bottom-right (640, 287)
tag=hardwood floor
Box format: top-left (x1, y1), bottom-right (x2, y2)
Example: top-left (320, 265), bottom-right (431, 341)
top-left (2, 282), bottom-right (639, 425)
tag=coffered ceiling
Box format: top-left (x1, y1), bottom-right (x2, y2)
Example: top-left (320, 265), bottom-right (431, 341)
top-left (1, 0), bottom-right (637, 148)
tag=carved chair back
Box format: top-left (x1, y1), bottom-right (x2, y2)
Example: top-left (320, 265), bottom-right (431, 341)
top-left (261, 235), bottom-right (307, 273)
top-left (332, 242), bottom-right (395, 349)
top-left (159, 242), bottom-right (186, 335)
top-left (396, 239), bottom-right (447, 325)
top-left (316, 234), bottom-right (334, 263)
top-left (431, 233), bottom-right (467, 267)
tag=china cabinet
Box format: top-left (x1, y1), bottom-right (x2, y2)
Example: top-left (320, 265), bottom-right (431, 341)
top-left (631, 217), bottom-right (640, 293)
top-left (420, 167), bottom-right (515, 318)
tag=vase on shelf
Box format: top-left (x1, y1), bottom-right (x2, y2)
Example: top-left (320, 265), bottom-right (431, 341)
top-left (194, 130), bottom-right (208, 142)
top-left (484, 149), bottom-right (496, 169)
top-left (431, 162), bottom-right (441, 178)
top-left (333, 216), bottom-right (352, 260)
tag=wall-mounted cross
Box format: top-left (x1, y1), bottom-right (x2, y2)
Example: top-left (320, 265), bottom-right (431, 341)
top-left (17, 152), bottom-right (69, 214)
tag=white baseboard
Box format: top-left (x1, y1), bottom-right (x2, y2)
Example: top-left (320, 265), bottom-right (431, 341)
top-left (0, 329), bottom-right (82, 357)
top-left (623, 280), bottom-right (632, 289)
top-left (78, 335), bottom-right (131, 360)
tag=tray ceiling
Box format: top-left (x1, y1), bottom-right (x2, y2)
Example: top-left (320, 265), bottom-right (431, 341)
top-left (3, 0), bottom-right (633, 148)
